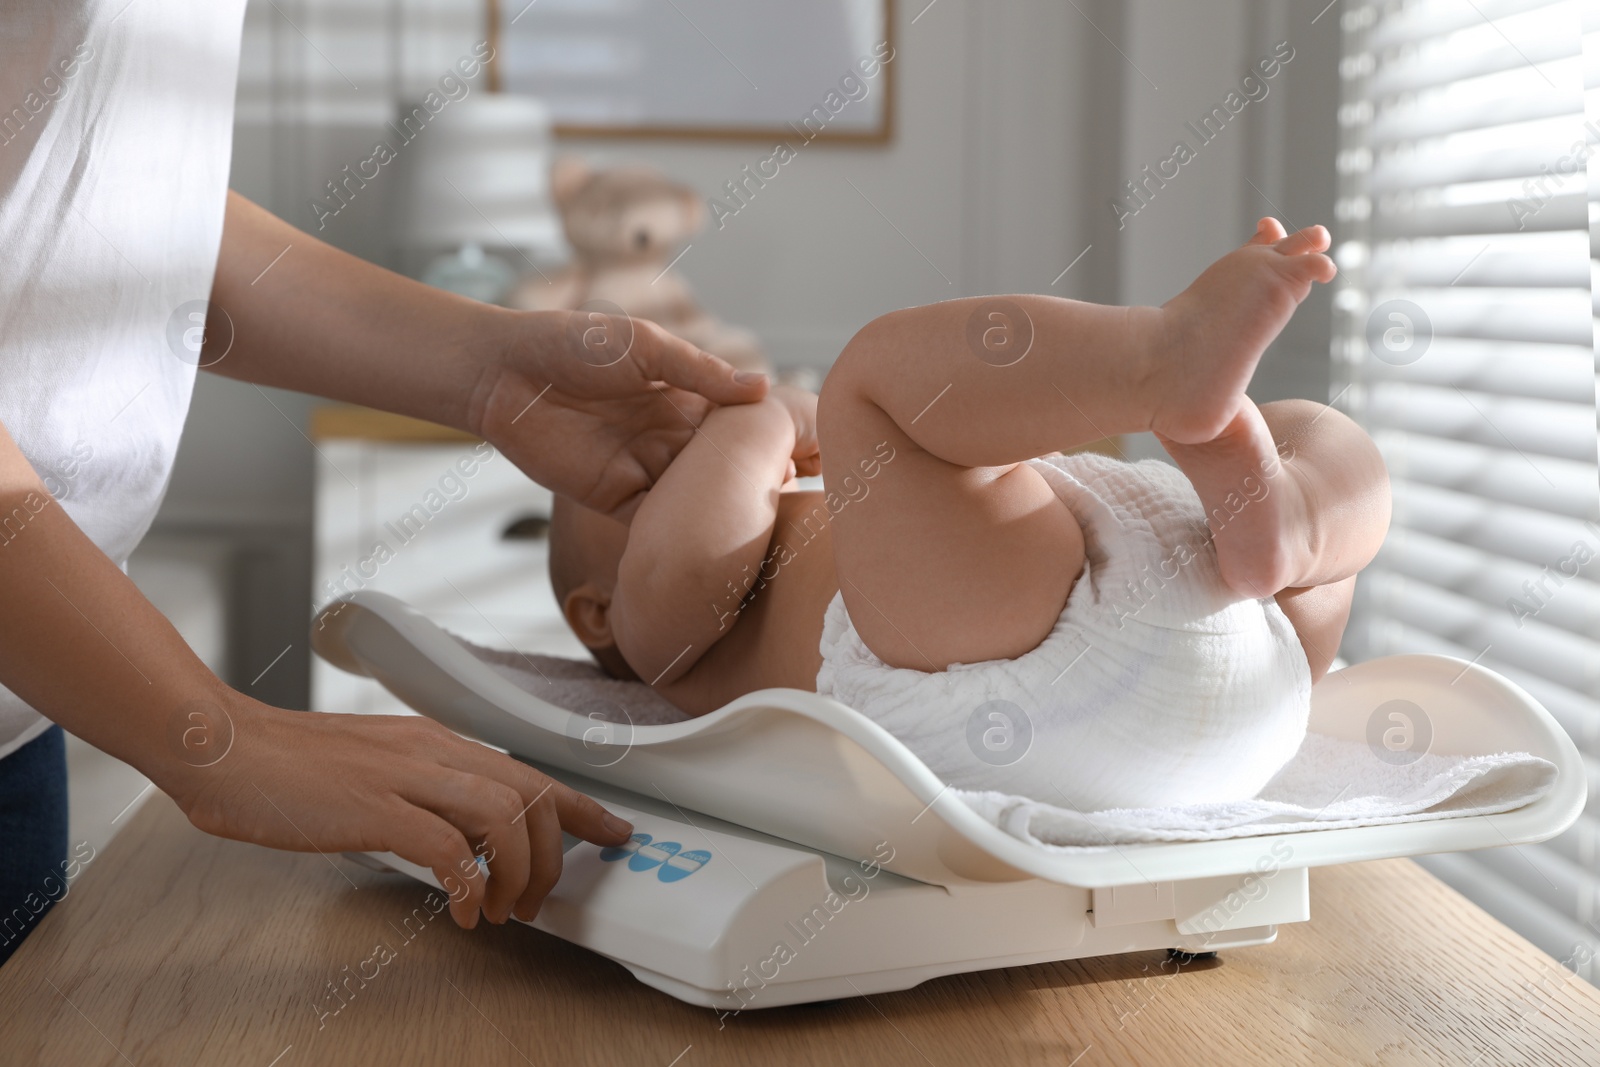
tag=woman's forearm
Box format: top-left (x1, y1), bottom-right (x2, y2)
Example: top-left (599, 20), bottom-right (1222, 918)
top-left (203, 191), bottom-right (515, 432)
top-left (202, 192), bottom-right (774, 525)
top-left (0, 413), bottom-right (635, 927)
top-left (0, 423), bottom-right (236, 806)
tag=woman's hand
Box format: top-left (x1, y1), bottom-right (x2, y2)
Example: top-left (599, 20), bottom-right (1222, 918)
top-left (0, 407), bottom-right (630, 933)
top-left (207, 195), bottom-right (767, 522)
top-left (471, 311), bottom-right (769, 522)
top-left (170, 696), bottom-right (633, 929)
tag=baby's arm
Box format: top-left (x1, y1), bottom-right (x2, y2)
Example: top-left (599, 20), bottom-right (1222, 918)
top-left (608, 389), bottom-right (816, 689)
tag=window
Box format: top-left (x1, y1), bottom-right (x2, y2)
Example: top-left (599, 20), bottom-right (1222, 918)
top-left (1335, 0), bottom-right (1598, 978)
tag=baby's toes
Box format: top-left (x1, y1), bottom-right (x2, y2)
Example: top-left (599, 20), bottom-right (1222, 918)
top-left (1263, 245), bottom-right (1336, 292)
top-left (1246, 217), bottom-right (1288, 246)
top-left (1274, 224), bottom-right (1331, 257)
top-left (1285, 251), bottom-right (1337, 286)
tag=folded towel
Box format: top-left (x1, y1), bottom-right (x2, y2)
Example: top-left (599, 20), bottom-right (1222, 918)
top-left (463, 640), bottom-right (687, 727)
top-left (456, 638), bottom-right (1556, 849)
top-left (956, 732), bottom-right (1556, 847)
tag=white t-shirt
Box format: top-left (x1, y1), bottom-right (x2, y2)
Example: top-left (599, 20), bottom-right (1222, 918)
top-left (0, 0), bottom-right (247, 758)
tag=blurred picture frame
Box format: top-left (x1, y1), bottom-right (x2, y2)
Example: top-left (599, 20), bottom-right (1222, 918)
top-left (490, 0), bottom-right (894, 142)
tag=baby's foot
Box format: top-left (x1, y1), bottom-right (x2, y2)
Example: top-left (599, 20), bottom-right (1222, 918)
top-left (1158, 400), bottom-right (1312, 599)
top-left (1151, 219), bottom-right (1336, 444)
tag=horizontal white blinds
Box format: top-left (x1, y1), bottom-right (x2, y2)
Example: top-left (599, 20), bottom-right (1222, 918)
top-left (1366, 234), bottom-right (1589, 286)
top-left (1336, 0), bottom-right (1600, 979)
top-left (1366, 0), bottom-right (1572, 49)
top-left (1370, 385), bottom-right (1596, 457)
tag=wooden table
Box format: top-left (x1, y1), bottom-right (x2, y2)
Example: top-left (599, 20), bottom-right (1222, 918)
top-left (5, 795), bottom-right (1599, 1066)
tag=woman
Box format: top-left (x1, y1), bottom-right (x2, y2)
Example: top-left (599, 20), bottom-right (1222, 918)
top-left (0, 0), bottom-right (766, 961)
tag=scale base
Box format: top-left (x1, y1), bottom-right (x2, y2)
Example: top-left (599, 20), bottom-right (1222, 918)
top-left (351, 767), bottom-right (1304, 1010)
top-left (620, 926), bottom-right (1279, 1011)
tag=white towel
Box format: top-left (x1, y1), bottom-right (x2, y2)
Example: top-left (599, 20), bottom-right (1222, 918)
top-left (457, 640), bottom-right (1555, 849)
top-left (956, 731), bottom-right (1556, 848)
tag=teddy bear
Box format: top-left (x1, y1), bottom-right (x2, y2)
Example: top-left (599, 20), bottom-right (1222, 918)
top-left (509, 155), bottom-right (768, 374)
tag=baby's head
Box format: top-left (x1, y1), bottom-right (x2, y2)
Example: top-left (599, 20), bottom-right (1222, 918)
top-left (547, 496), bottom-right (638, 680)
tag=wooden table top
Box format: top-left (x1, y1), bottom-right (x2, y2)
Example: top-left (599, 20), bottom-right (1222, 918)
top-left (308, 404), bottom-right (479, 443)
top-left (4, 794), bottom-right (1599, 1066)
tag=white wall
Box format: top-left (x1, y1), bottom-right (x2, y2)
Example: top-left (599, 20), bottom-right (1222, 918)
top-left (157, 0), bottom-right (1340, 709)
top-left (1119, 0), bottom-right (1339, 403)
top-left (230, 0), bottom-right (1104, 364)
top-left (1107, 0), bottom-right (1339, 459)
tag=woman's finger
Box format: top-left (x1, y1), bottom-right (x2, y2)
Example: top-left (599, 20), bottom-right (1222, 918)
top-left (400, 767), bottom-right (534, 925)
top-left (379, 801), bottom-right (486, 929)
top-left (628, 321), bottom-right (768, 405)
top-left (513, 791), bottom-right (567, 921)
top-left (430, 734), bottom-right (633, 848)
top-left (548, 777), bottom-right (634, 845)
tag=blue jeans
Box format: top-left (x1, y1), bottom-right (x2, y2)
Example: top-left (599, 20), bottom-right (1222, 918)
top-left (0, 725), bottom-right (68, 966)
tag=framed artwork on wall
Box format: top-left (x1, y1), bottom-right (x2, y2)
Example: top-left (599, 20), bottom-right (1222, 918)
top-left (489, 0), bottom-right (894, 142)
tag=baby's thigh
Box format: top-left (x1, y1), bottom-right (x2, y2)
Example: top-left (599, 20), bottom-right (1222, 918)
top-left (1273, 575), bottom-right (1357, 682)
top-left (818, 362), bottom-right (1084, 673)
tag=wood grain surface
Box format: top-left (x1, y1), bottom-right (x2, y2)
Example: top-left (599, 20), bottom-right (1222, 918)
top-left (308, 405), bottom-right (478, 443)
top-left (3, 794), bottom-right (1598, 1066)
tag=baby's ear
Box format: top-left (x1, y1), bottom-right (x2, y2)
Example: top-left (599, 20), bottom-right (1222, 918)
top-left (560, 587), bottom-right (638, 680)
top-left (561, 582), bottom-right (615, 650)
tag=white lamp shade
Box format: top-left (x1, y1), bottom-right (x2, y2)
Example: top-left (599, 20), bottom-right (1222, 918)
top-left (394, 93), bottom-right (561, 252)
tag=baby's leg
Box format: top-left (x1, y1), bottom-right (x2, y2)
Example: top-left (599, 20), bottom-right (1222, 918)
top-left (818, 320), bottom-right (1097, 671)
top-left (819, 221), bottom-right (1336, 672)
top-left (1162, 398), bottom-right (1391, 680)
top-left (819, 290), bottom-right (1196, 669)
top-left (1276, 578), bottom-right (1358, 683)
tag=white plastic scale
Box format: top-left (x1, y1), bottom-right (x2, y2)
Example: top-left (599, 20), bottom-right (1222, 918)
top-left (313, 592), bottom-right (1585, 1010)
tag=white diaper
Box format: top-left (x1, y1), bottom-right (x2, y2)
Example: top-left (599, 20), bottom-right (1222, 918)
top-left (816, 451), bottom-right (1312, 811)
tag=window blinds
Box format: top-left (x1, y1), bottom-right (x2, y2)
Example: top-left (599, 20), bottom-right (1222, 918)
top-left (1335, 0), bottom-right (1600, 980)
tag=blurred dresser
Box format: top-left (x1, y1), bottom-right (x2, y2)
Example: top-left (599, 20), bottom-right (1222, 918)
top-left (309, 406), bottom-right (584, 715)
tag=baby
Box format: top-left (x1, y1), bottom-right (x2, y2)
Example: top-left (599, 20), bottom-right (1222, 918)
top-left (547, 219), bottom-right (1391, 810)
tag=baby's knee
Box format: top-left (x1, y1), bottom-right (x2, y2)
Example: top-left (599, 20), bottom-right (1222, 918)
top-left (818, 313), bottom-right (906, 446)
top-left (820, 313), bottom-right (899, 404)
top-left (1263, 398), bottom-right (1391, 554)
top-left (1263, 400), bottom-right (1384, 476)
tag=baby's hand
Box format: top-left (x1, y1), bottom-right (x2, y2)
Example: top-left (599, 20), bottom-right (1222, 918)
top-left (770, 385), bottom-right (822, 479)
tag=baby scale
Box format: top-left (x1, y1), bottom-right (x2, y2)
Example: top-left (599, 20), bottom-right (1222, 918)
top-left (313, 592), bottom-right (1584, 1010)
